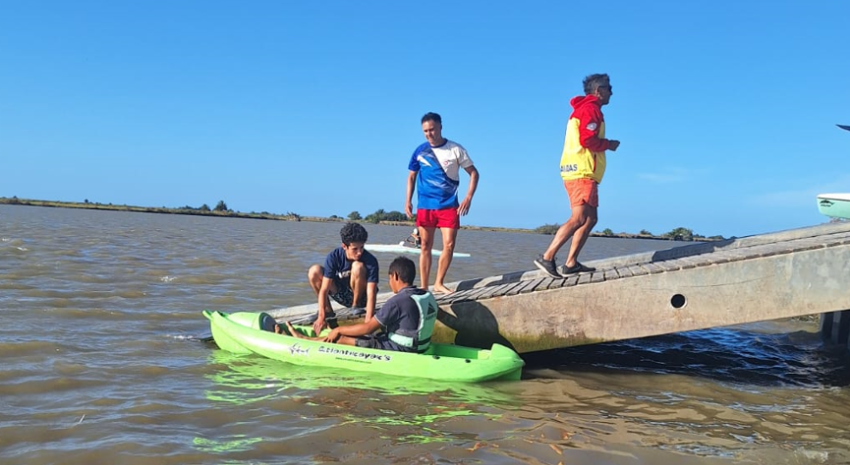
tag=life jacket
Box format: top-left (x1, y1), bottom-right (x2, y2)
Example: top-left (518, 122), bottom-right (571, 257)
top-left (388, 291), bottom-right (439, 353)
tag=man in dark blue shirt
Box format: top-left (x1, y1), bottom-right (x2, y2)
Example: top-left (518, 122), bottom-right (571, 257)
top-left (287, 256), bottom-right (439, 353)
top-left (307, 222), bottom-right (380, 334)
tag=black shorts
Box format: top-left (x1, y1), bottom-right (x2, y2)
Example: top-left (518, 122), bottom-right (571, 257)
top-left (355, 334), bottom-right (391, 350)
top-left (329, 278), bottom-right (366, 308)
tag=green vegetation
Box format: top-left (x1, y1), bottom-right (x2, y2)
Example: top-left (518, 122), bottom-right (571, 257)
top-left (0, 196), bottom-right (312, 223)
top-left (533, 220), bottom-right (725, 241)
top-left (533, 223), bottom-right (559, 235)
top-left (363, 209), bottom-right (408, 224)
top-left (0, 196), bottom-right (725, 240)
top-left (663, 227), bottom-right (693, 241)
top-left (214, 200), bottom-right (229, 212)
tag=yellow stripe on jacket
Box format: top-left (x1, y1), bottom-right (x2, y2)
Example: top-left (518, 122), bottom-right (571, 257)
top-left (559, 118), bottom-right (607, 184)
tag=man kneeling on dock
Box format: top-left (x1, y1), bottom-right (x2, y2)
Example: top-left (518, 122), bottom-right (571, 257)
top-left (308, 222), bottom-right (380, 334)
top-left (281, 256), bottom-right (439, 353)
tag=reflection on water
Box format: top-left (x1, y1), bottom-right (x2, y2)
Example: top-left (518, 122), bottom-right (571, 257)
top-left (199, 350), bottom-right (526, 460)
top-left (205, 349), bottom-right (519, 407)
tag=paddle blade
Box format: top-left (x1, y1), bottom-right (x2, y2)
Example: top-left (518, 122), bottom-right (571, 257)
top-left (838, 124), bottom-right (850, 131)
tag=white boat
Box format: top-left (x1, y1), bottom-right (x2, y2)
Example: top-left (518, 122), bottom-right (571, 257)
top-left (367, 242), bottom-right (471, 258)
top-left (817, 193), bottom-right (850, 220)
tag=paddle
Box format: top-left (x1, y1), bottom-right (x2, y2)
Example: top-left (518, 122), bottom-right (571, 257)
top-left (838, 124), bottom-right (850, 131)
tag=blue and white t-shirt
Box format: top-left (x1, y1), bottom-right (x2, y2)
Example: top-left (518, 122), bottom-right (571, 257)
top-left (408, 139), bottom-right (474, 210)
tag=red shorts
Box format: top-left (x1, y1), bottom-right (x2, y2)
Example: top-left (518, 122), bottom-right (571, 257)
top-left (564, 179), bottom-right (599, 208)
top-left (416, 207), bottom-right (460, 229)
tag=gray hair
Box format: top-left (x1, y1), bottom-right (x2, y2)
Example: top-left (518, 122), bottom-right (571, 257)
top-left (583, 74), bottom-right (610, 95)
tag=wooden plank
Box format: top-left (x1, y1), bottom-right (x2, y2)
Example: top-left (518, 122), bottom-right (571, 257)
top-left (745, 242), bottom-right (796, 258)
top-left (641, 262), bottom-right (667, 274)
top-left (655, 260), bottom-right (683, 272)
top-left (462, 286), bottom-right (496, 301)
top-left (438, 290), bottom-right (474, 304)
top-left (712, 248), bottom-right (762, 262)
top-left (589, 270), bottom-right (605, 284)
top-left (563, 274), bottom-right (580, 287)
top-left (516, 277), bottom-right (545, 294)
top-left (831, 235), bottom-right (850, 246)
top-left (614, 266), bottom-right (633, 278)
top-left (478, 283), bottom-right (513, 300)
top-left (544, 277), bottom-right (569, 290)
top-left (786, 237), bottom-right (829, 252)
top-left (523, 277), bottom-right (549, 293)
top-left (667, 255), bottom-right (707, 270)
top-left (504, 281), bottom-right (531, 296)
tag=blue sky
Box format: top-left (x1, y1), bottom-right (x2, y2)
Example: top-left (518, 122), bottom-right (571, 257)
top-left (1, 1), bottom-right (848, 238)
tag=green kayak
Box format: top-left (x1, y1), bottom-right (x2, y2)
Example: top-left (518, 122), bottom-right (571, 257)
top-left (203, 310), bottom-right (524, 382)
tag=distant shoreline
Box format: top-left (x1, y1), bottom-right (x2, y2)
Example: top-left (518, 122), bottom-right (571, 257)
top-left (0, 196), bottom-right (718, 242)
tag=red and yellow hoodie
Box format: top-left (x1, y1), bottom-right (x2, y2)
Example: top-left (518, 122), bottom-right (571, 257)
top-left (559, 95), bottom-right (610, 184)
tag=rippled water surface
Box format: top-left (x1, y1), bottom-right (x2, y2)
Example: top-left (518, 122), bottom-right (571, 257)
top-left (2, 205), bottom-right (849, 464)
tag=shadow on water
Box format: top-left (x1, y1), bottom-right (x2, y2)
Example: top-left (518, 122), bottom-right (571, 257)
top-left (522, 326), bottom-right (850, 388)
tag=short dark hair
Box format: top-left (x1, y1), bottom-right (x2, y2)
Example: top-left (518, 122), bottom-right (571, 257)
top-left (421, 112), bottom-right (442, 125)
top-left (583, 73), bottom-right (610, 95)
top-left (388, 256), bottom-right (416, 285)
top-left (340, 222), bottom-right (368, 245)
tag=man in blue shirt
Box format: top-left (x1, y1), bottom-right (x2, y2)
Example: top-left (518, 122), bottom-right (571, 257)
top-left (285, 256), bottom-right (439, 353)
top-left (404, 112), bottom-right (480, 295)
top-left (307, 222), bottom-right (380, 334)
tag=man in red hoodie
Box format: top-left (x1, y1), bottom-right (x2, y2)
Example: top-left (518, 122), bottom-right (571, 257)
top-left (534, 73), bottom-right (620, 277)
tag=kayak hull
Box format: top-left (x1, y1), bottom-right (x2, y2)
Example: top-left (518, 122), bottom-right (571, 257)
top-left (367, 242), bottom-right (471, 258)
top-left (817, 193), bottom-right (850, 220)
top-left (203, 310), bottom-right (523, 382)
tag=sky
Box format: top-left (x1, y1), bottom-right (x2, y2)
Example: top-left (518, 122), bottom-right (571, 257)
top-left (1, 1), bottom-right (848, 238)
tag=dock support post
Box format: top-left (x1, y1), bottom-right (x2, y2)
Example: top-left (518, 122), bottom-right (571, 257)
top-left (838, 310), bottom-right (850, 347)
top-left (822, 310), bottom-right (850, 347)
top-left (820, 312), bottom-right (834, 342)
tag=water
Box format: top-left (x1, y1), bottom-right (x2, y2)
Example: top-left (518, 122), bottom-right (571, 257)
top-left (2, 204), bottom-right (849, 464)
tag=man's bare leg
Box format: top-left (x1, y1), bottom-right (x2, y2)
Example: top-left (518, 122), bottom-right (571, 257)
top-left (308, 264), bottom-right (334, 313)
top-left (281, 321), bottom-right (325, 341)
top-left (542, 209), bottom-right (585, 261)
top-left (284, 322), bottom-right (363, 347)
top-left (433, 226), bottom-right (457, 294)
top-left (565, 205), bottom-right (597, 267)
top-left (348, 261), bottom-right (367, 308)
top-left (418, 226), bottom-right (436, 290)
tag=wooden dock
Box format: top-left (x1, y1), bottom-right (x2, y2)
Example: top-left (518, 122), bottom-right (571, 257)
top-left (269, 222), bottom-right (850, 354)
